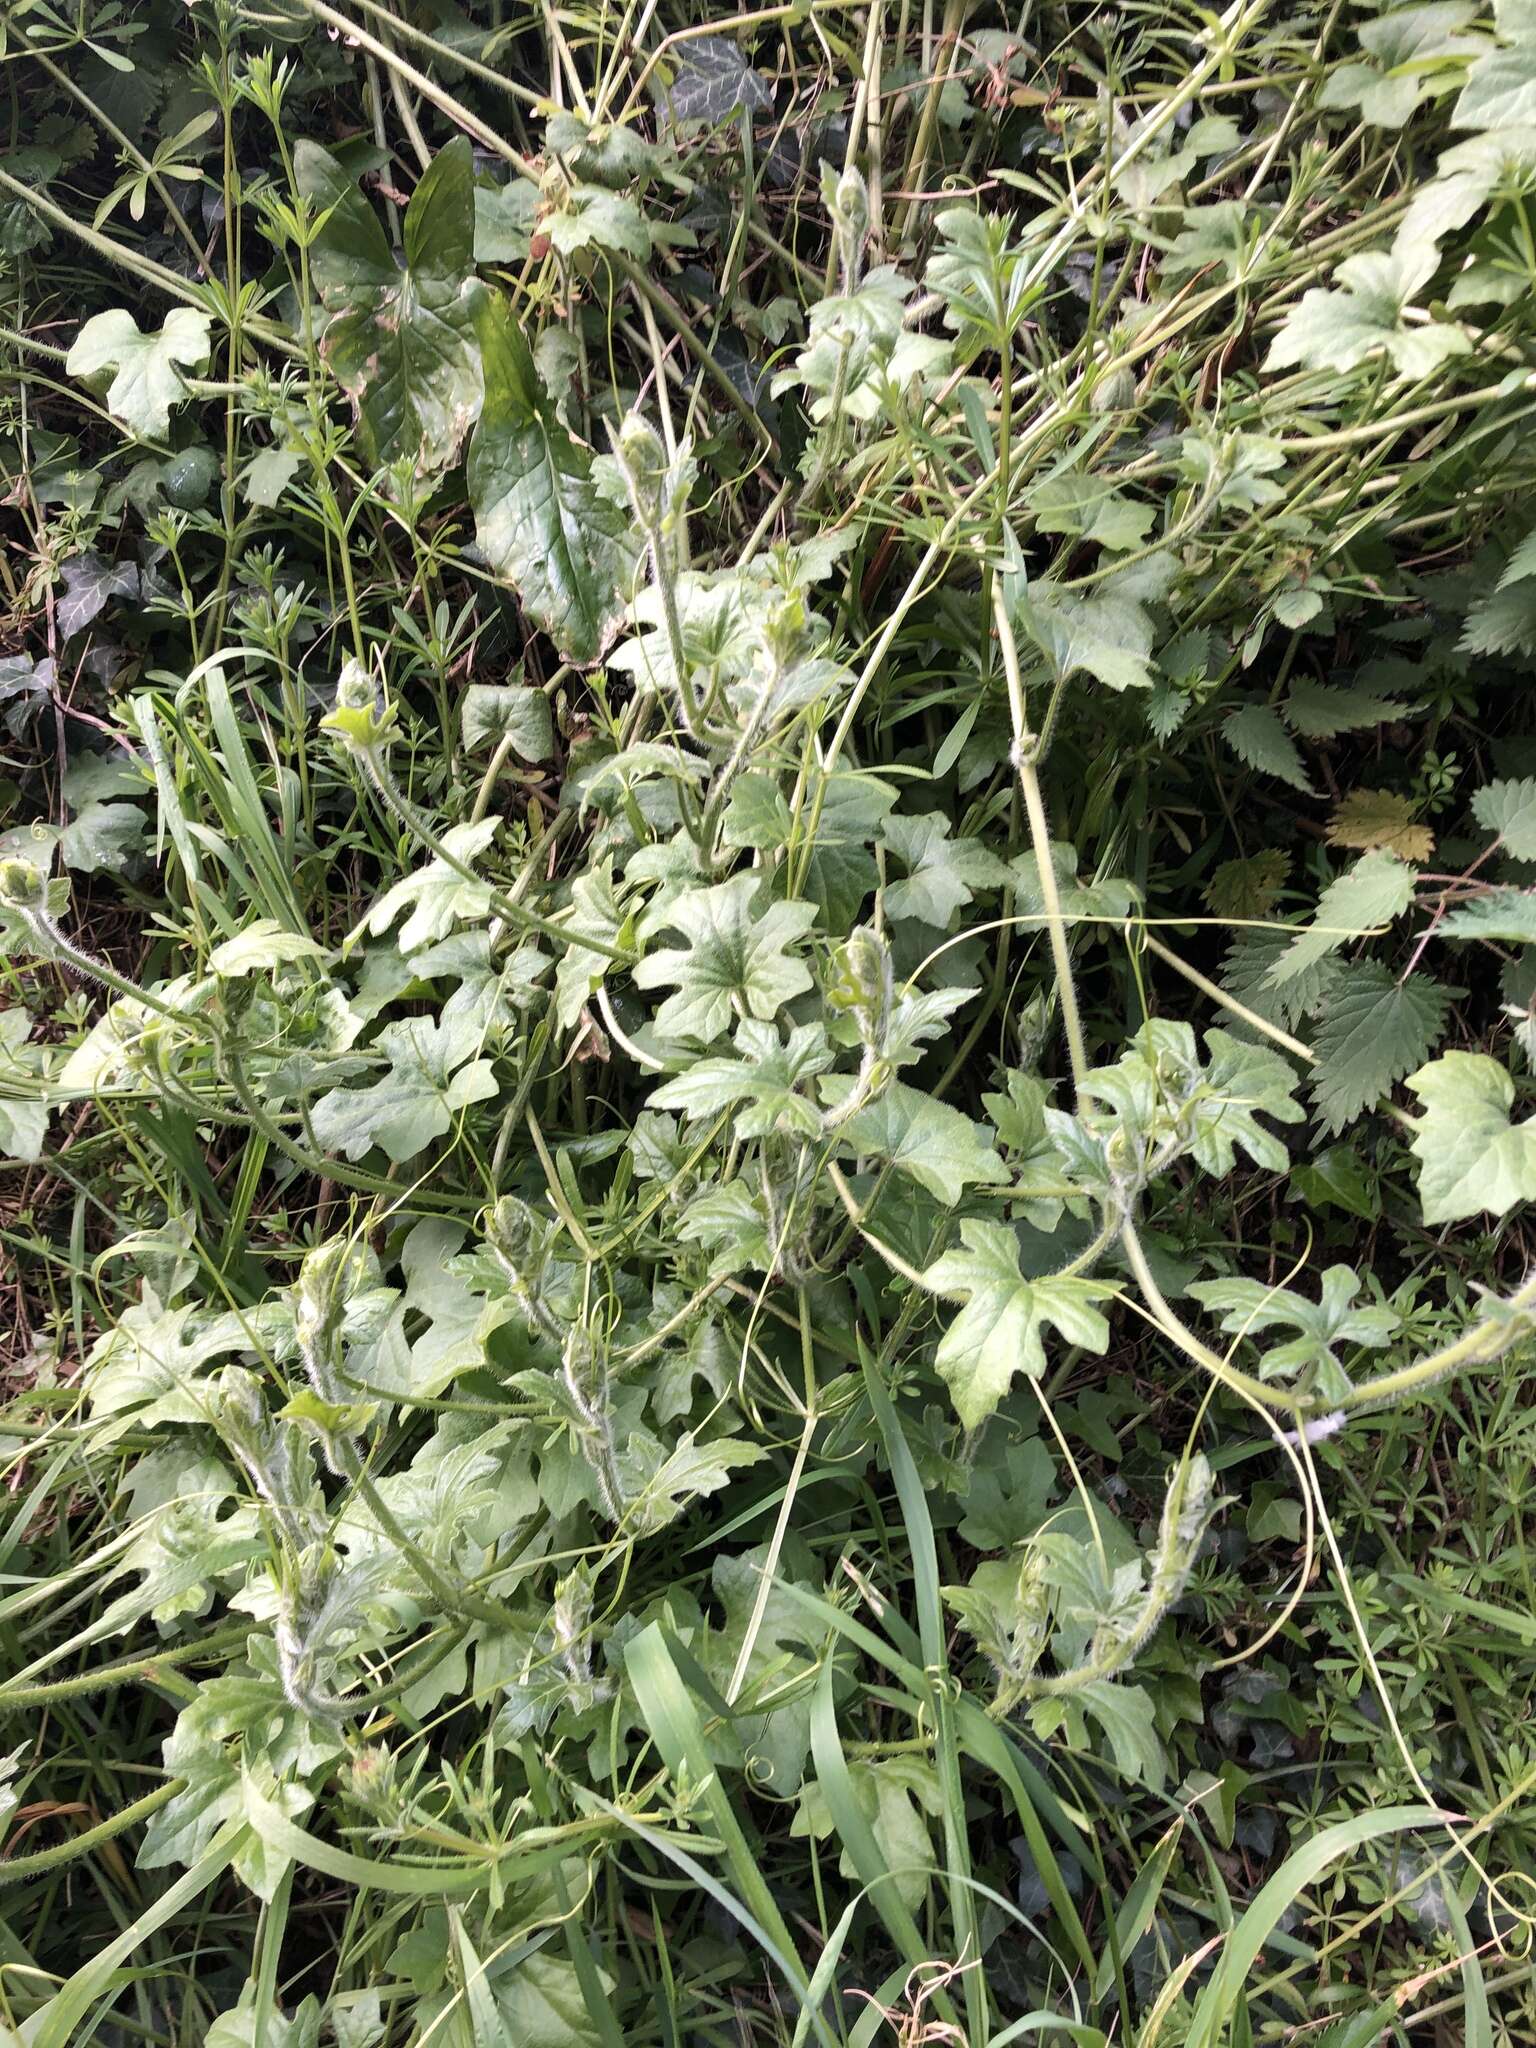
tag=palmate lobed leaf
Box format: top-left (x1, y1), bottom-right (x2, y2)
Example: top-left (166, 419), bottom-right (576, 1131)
top-left (633, 872), bottom-right (816, 1043)
top-left (66, 306), bottom-right (212, 439)
top-left (1407, 1049), bottom-right (1536, 1221)
top-left (920, 1219), bottom-right (1116, 1429)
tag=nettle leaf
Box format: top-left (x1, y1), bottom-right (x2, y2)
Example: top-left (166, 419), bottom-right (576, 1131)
top-left (634, 873), bottom-right (816, 1043)
top-left (1474, 775), bottom-right (1536, 856)
top-left (820, 1076), bottom-right (1009, 1206)
top-left (880, 811), bottom-right (1011, 925)
top-left (920, 1219), bottom-right (1115, 1429)
top-left (1282, 678), bottom-right (1411, 737)
top-left (296, 137), bottom-right (482, 475)
top-left (66, 306), bottom-right (211, 438)
top-left (1223, 704), bottom-right (1313, 792)
top-left (1188, 1264), bottom-right (1397, 1398)
top-left (1311, 963), bottom-right (1455, 1134)
top-left (1407, 1050), bottom-right (1536, 1221)
top-left (310, 1014), bottom-right (498, 1162)
top-left (1461, 544), bottom-right (1536, 657)
top-left (1437, 887), bottom-right (1536, 944)
top-left (468, 289), bottom-right (638, 664)
top-left (1267, 852), bottom-right (1417, 986)
top-left (650, 1019), bottom-right (833, 1136)
top-left (1266, 243), bottom-right (1470, 379)
top-left (1326, 789), bottom-right (1433, 863)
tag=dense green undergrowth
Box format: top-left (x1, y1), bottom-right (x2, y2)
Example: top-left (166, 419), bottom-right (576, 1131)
top-left (6, 0), bottom-right (1536, 2040)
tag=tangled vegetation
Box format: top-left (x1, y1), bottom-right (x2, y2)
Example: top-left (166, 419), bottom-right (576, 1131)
top-left (6, 0), bottom-right (1536, 2039)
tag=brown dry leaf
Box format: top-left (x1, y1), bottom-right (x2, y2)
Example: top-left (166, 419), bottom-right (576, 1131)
top-left (1326, 789), bottom-right (1433, 864)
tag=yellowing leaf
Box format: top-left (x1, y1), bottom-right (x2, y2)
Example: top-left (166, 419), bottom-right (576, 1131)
top-left (1326, 789), bottom-right (1433, 862)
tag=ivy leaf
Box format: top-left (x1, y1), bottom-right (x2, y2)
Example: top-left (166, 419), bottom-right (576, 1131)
top-left (1473, 776), bottom-right (1536, 856)
top-left (920, 1219), bottom-right (1115, 1429)
top-left (1223, 704), bottom-right (1313, 792)
top-left (1266, 244), bottom-right (1471, 379)
top-left (880, 811), bottom-right (1011, 925)
top-left (820, 1077), bottom-right (1009, 1206)
top-left (310, 1014), bottom-right (498, 1162)
top-left (1188, 1264), bottom-right (1397, 1397)
top-left (661, 35), bottom-right (773, 124)
top-left (1310, 963), bottom-right (1454, 1133)
top-left (1407, 1050), bottom-right (1536, 1222)
top-left (66, 306), bottom-right (211, 438)
top-left (634, 873), bottom-right (816, 1043)
top-left (296, 138), bottom-right (482, 476)
top-left (1267, 853), bottom-right (1417, 985)
top-left (650, 1019), bottom-right (832, 1136)
top-left (1326, 789), bottom-right (1433, 862)
top-left (468, 289), bottom-right (638, 664)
